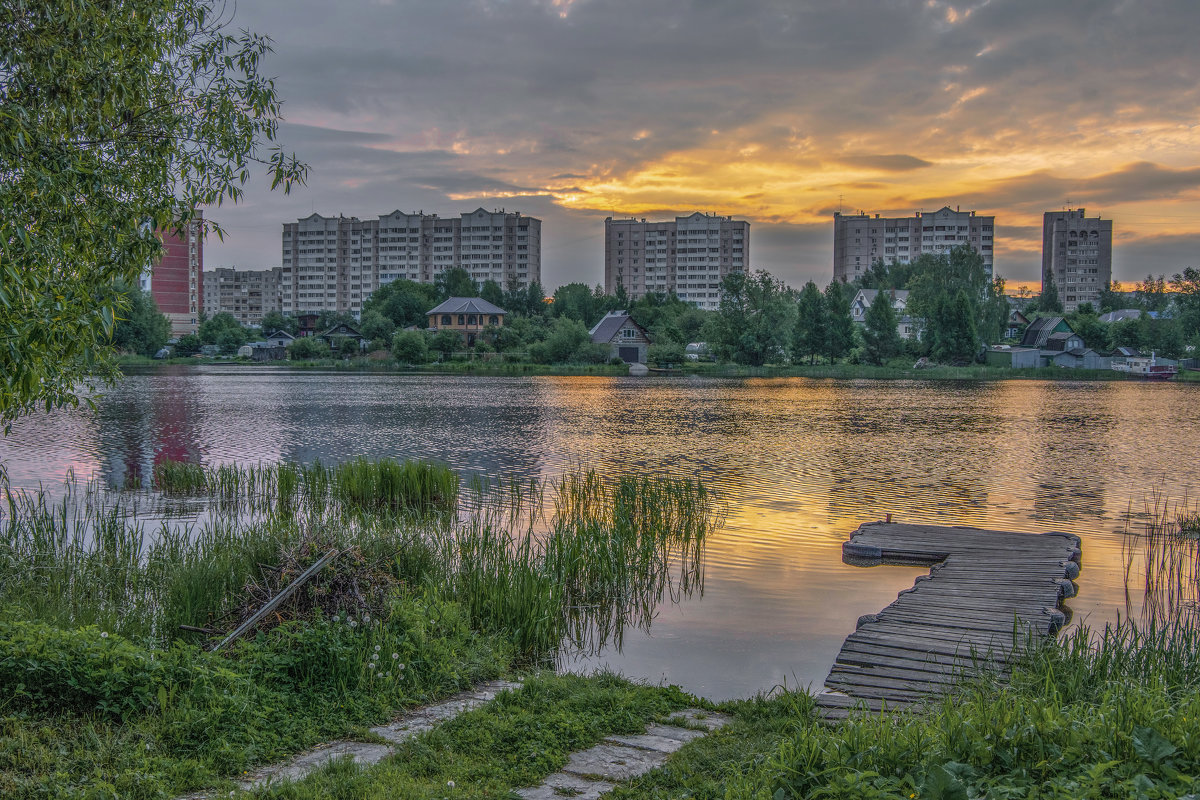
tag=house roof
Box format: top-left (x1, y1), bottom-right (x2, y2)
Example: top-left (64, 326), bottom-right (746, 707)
top-left (1043, 331), bottom-right (1078, 352)
top-left (1099, 309), bottom-right (1142, 323)
top-left (854, 289), bottom-right (909, 307)
top-left (589, 311), bottom-right (649, 344)
top-left (320, 323), bottom-right (364, 338)
top-left (427, 297), bottom-right (507, 316)
top-left (265, 330), bottom-right (294, 340)
top-left (1020, 316), bottom-right (1070, 348)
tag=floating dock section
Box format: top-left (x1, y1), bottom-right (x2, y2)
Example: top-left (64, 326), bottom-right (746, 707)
top-left (816, 521), bottom-right (1081, 721)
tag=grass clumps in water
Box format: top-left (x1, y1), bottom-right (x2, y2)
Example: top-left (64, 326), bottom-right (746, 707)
top-left (149, 456), bottom-right (459, 515)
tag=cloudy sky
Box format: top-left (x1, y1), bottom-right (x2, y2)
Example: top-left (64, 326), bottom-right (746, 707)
top-left (208, 0), bottom-right (1200, 291)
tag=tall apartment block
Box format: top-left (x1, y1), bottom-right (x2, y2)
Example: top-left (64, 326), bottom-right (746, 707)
top-left (833, 206), bottom-right (994, 282)
top-left (141, 212), bottom-right (203, 337)
top-left (280, 208), bottom-right (541, 316)
top-left (1041, 209), bottom-right (1112, 313)
top-left (202, 267), bottom-right (283, 327)
top-left (603, 212), bottom-right (749, 311)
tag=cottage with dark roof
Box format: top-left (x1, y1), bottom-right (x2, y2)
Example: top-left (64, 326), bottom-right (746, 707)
top-left (589, 311), bottom-right (651, 363)
top-left (426, 297), bottom-right (507, 347)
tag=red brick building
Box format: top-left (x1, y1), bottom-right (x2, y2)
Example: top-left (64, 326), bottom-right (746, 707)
top-left (143, 212), bottom-right (204, 336)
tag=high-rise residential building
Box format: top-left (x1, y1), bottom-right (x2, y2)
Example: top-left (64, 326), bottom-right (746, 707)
top-left (280, 208), bottom-right (541, 316)
top-left (202, 267), bottom-right (283, 328)
top-left (141, 212), bottom-right (203, 337)
top-left (603, 212), bottom-right (749, 311)
top-left (1041, 209), bottom-right (1112, 313)
top-left (833, 206), bottom-right (995, 283)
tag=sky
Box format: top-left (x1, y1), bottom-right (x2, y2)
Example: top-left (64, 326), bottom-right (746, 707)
top-left (207, 0), bottom-right (1200, 292)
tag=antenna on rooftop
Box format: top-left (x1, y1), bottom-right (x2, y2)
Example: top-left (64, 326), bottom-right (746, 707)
top-left (838, 194), bottom-right (844, 214)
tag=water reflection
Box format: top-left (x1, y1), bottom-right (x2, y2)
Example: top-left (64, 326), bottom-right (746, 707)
top-left (2, 369), bottom-right (1199, 699)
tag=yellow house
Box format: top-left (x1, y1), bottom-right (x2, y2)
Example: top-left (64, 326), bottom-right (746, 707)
top-left (426, 297), bottom-right (507, 346)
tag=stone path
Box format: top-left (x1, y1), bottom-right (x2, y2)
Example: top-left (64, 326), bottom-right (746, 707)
top-left (179, 680), bottom-right (521, 798)
top-left (515, 708), bottom-right (733, 800)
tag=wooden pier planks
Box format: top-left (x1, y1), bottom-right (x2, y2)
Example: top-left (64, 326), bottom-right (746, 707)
top-left (816, 522), bottom-right (1081, 722)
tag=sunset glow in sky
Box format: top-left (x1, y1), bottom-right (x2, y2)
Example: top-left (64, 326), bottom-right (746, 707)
top-left (209, 0), bottom-right (1200, 290)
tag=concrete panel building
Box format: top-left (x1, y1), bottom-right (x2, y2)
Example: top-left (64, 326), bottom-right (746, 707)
top-left (141, 212), bottom-right (203, 337)
top-left (833, 206), bottom-right (995, 283)
top-left (280, 208), bottom-right (541, 317)
top-left (1041, 209), bottom-right (1112, 313)
top-left (604, 212), bottom-right (749, 311)
top-left (202, 267), bottom-right (283, 327)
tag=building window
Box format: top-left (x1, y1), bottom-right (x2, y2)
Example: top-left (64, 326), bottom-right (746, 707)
top-left (441, 314), bottom-right (452, 325)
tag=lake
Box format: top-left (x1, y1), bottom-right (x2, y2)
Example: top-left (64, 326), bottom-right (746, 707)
top-left (2, 366), bottom-right (1197, 700)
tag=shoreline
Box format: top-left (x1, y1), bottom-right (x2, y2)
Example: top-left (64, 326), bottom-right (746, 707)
top-left (118, 355), bottom-right (1200, 382)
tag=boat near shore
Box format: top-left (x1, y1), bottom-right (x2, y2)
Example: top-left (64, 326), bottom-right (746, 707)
top-left (1112, 352), bottom-right (1178, 380)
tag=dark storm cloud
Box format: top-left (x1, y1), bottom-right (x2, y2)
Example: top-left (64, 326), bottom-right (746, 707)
top-left (208, 0), bottom-right (1200, 287)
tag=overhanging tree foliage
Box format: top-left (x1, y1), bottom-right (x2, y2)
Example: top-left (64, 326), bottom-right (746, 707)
top-left (0, 0), bottom-right (306, 427)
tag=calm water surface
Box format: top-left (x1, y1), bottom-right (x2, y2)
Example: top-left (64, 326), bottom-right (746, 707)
top-left (3, 366), bottom-right (1198, 700)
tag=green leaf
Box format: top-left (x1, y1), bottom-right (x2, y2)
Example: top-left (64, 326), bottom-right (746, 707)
top-left (921, 764), bottom-right (968, 800)
top-left (1132, 726), bottom-right (1177, 763)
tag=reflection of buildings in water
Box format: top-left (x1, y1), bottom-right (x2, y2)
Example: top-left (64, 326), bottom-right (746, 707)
top-left (96, 368), bottom-right (206, 486)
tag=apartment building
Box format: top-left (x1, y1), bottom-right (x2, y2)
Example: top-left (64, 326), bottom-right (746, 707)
top-left (280, 208), bottom-right (541, 316)
top-left (833, 206), bottom-right (995, 282)
top-left (141, 212), bottom-right (203, 337)
top-left (1041, 209), bottom-right (1112, 313)
top-left (202, 267), bottom-right (283, 327)
top-left (603, 212), bottom-right (749, 311)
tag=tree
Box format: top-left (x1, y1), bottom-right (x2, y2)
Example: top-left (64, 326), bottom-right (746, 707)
top-left (479, 279), bottom-right (505, 309)
top-left (551, 283), bottom-right (601, 325)
top-left (861, 290), bottom-right (901, 365)
top-left (1096, 281), bottom-right (1121, 314)
top-left (0, 0), bottom-right (305, 428)
top-left (1135, 275), bottom-right (1168, 313)
top-left (362, 279), bottom-right (439, 329)
top-left (1066, 304), bottom-right (1108, 350)
top-left (824, 280), bottom-right (855, 362)
top-left (1037, 277), bottom-right (1063, 313)
top-left (792, 281), bottom-right (827, 364)
top-left (110, 281), bottom-right (171, 357)
top-left (391, 331), bottom-right (429, 364)
top-left (198, 312), bottom-right (247, 354)
top-left (174, 333), bottom-right (201, 357)
top-left (531, 317), bottom-right (591, 363)
top-left (358, 309), bottom-right (395, 342)
top-left (929, 291), bottom-right (977, 363)
top-left (315, 310), bottom-right (357, 332)
top-left (1170, 267), bottom-right (1200, 342)
top-left (711, 270), bottom-right (796, 366)
top-left (260, 311), bottom-right (298, 336)
top-left (435, 267), bottom-right (477, 300)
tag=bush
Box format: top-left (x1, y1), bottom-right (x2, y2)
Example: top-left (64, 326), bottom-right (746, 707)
top-left (392, 330), bottom-right (430, 364)
top-left (288, 335), bottom-right (329, 361)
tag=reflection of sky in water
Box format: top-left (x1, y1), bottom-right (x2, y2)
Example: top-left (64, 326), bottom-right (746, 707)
top-left (3, 367), bottom-right (1198, 700)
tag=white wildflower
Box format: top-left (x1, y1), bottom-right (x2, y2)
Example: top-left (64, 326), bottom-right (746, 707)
top-left (391, 653), bottom-right (399, 660)
top-left (349, 620), bottom-right (358, 628)
top-left (374, 645), bottom-right (381, 652)
top-left (100, 632), bottom-right (109, 639)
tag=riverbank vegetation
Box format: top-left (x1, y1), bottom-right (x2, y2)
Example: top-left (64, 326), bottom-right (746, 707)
top-left (0, 460), bottom-right (716, 797)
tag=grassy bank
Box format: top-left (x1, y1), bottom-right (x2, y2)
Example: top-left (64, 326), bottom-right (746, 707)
top-left (0, 461), bottom-right (717, 798)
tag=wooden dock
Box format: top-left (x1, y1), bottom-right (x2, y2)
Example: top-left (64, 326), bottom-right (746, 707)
top-left (815, 521), bottom-right (1081, 721)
